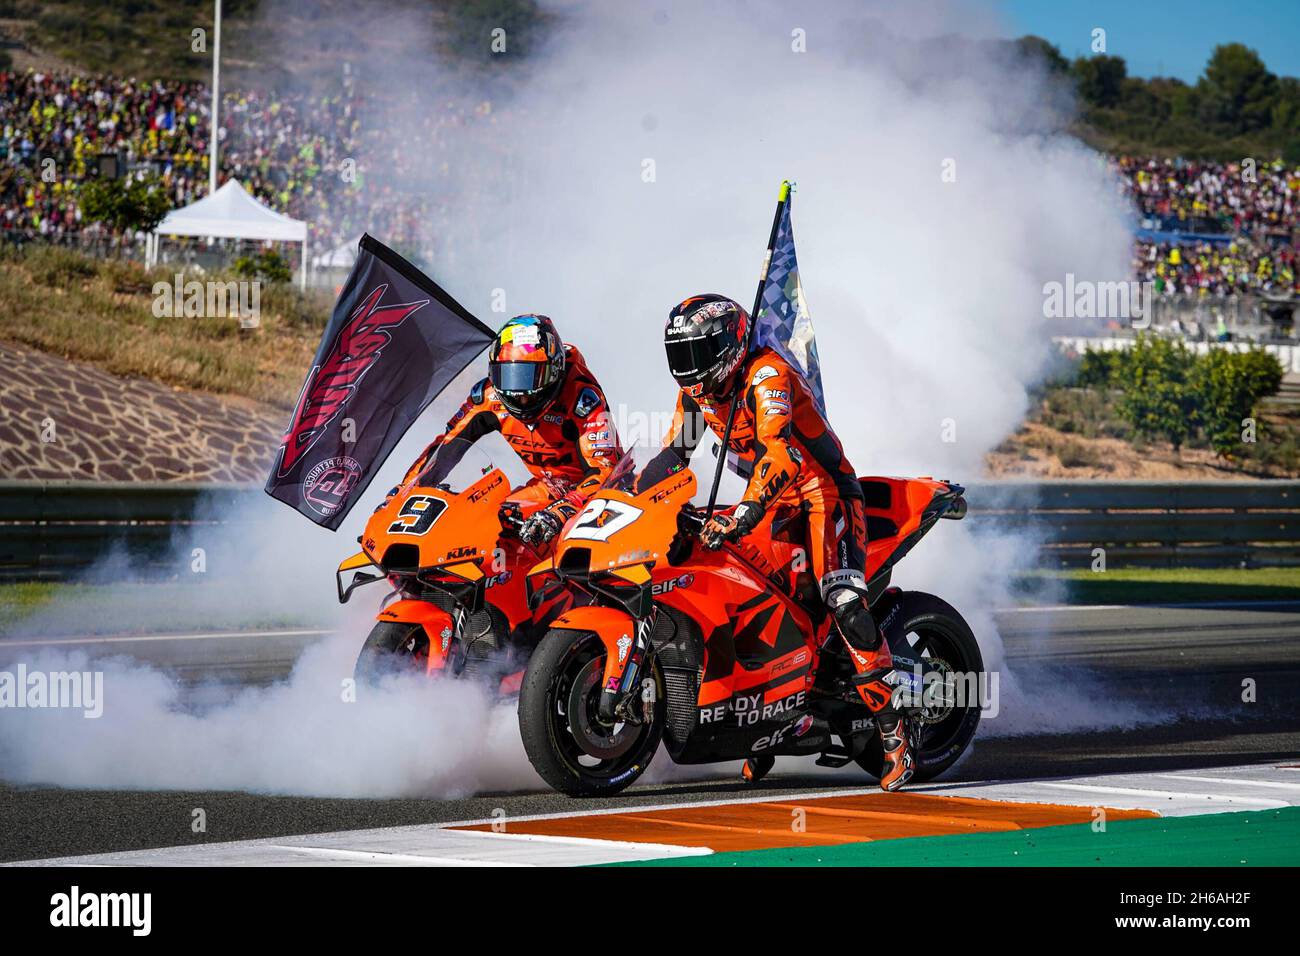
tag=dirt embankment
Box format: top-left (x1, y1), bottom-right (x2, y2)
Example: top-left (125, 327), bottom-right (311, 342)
top-left (0, 342), bottom-right (281, 482)
top-left (985, 377), bottom-right (1300, 480)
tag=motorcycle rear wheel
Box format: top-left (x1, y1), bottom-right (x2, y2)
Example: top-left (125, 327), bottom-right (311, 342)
top-left (854, 591), bottom-right (984, 783)
top-left (519, 628), bottom-right (664, 797)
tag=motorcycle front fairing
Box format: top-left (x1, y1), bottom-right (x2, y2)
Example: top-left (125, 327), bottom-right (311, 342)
top-left (377, 598), bottom-right (459, 673)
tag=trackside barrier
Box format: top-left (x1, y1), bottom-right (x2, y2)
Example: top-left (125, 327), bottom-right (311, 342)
top-left (0, 481), bottom-right (259, 581)
top-left (1, 480), bottom-right (1298, 580)
top-left (963, 480), bottom-right (1300, 568)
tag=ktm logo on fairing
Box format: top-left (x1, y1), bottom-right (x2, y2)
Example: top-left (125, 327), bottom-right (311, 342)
top-left (276, 284), bottom-right (428, 476)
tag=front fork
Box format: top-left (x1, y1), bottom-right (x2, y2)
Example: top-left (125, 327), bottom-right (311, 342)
top-left (597, 610), bottom-right (658, 725)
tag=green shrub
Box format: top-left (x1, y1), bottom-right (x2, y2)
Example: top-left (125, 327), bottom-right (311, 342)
top-left (1075, 348), bottom-right (1125, 387)
top-left (80, 175), bottom-right (171, 234)
top-left (1069, 337), bottom-right (1286, 459)
top-left (233, 248), bottom-right (293, 284)
top-left (1114, 335), bottom-right (1198, 449)
top-left (259, 281), bottom-right (331, 331)
top-left (1189, 348), bottom-right (1285, 456)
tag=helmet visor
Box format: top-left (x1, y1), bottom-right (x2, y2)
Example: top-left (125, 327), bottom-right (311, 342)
top-left (665, 329), bottom-right (729, 382)
top-left (490, 360), bottom-right (553, 394)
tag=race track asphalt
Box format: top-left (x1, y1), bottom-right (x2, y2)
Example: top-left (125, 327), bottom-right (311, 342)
top-left (1, 603), bottom-right (1297, 863)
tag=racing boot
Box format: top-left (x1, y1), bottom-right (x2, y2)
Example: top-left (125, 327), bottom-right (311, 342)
top-left (828, 588), bottom-right (916, 791)
top-left (741, 755), bottom-right (775, 784)
top-left (876, 711), bottom-right (916, 792)
top-left (827, 587), bottom-right (896, 712)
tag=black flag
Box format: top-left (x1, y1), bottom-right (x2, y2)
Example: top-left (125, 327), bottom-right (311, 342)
top-left (265, 234), bottom-right (494, 530)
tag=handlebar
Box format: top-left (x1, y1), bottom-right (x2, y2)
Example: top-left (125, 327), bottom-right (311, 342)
top-left (498, 501), bottom-right (526, 535)
top-left (677, 503), bottom-right (706, 536)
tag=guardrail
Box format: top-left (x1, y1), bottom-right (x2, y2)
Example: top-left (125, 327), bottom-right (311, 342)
top-left (0, 481), bottom-right (259, 581)
top-left (1, 479), bottom-right (1298, 580)
top-left (964, 480), bottom-right (1300, 568)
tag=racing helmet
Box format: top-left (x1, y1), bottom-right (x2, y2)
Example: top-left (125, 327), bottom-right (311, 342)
top-left (489, 314), bottom-right (566, 420)
top-left (663, 294), bottom-right (749, 398)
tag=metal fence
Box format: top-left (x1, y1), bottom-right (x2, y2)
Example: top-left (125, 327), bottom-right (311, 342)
top-left (0, 482), bottom-right (257, 581)
top-left (1, 480), bottom-right (1299, 580)
top-left (964, 480), bottom-right (1300, 569)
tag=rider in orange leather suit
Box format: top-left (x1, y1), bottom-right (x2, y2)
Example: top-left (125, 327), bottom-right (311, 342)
top-left (647, 293), bottom-right (915, 791)
top-left (401, 314), bottom-right (623, 548)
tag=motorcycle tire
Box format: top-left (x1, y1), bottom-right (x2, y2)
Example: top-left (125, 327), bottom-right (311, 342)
top-left (353, 621), bottom-right (427, 682)
top-left (519, 628), bottom-right (664, 797)
top-left (855, 590), bottom-right (984, 783)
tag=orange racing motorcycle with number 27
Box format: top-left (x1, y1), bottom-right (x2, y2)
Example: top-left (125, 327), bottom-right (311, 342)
top-left (518, 453), bottom-right (985, 796)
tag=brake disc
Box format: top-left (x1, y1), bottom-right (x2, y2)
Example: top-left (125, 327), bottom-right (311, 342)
top-left (914, 654), bottom-right (956, 726)
top-left (566, 657), bottom-right (638, 761)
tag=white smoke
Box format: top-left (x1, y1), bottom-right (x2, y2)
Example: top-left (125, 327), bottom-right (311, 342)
top-left (0, 638), bottom-right (539, 796)
top-left (0, 0), bottom-right (1149, 796)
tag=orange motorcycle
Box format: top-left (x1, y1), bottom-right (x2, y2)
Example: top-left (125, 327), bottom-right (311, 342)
top-left (518, 452), bottom-right (984, 796)
top-left (336, 438), bottom-right (572, 693)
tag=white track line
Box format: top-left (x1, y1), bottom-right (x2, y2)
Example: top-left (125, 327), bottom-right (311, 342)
top-left (10, 824), bottom-right (711, 868)
top-left (1001, 600), bottom-right (1300, 612)
top-left (266, 847), bottom-right (530, 867)
top-left (0, 629), bottom-right (330, 648)
top-left (999, 605), bottom-right (1130, 613)
top-left (5, 598), bottom-right (1296, 646)
top-left (1153, 773), bottom-right (1300, 792)
top-left (1031, 782), bottom-right (1283, 807)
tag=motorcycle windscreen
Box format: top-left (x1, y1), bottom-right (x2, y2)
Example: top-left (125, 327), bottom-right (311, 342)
top-left (411, 437), bottom-right (499, 493)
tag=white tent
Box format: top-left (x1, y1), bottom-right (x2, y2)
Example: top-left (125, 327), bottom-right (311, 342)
top-left (150, 179), bottom-right (309, 289)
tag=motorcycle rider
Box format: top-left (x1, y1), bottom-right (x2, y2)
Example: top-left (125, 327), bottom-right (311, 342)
top-left (645, 293), bottom-right (915, 792)
top-left (400, 314), bottom-right (623, 549)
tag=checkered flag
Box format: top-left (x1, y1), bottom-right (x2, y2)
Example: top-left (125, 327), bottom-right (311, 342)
top-left (751, 183), bottom-right (826, 415)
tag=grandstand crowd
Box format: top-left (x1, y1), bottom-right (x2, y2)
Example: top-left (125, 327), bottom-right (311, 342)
top-left (1, 69), bottom-right (1297, 296)
top-left (0, 69), bottom-right (499, 255)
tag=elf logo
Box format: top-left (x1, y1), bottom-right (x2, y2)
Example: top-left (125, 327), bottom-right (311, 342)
top-left (753, 713), bottom-right (814, 753)
top-left (50, 885), bottom-right (151, 936)
top-left (651, 573), bottom-right (694, 595)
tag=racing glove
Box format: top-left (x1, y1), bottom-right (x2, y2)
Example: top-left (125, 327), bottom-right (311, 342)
top-left (700, 500), bottom-right (765, 550)
top-left (520, 500), bottom-right (578, 547)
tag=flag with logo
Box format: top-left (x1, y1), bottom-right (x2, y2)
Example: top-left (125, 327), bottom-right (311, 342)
top-left (265, 234), bottom-right (495, 530)
top-left (751, 181), bottom-right (826, 416)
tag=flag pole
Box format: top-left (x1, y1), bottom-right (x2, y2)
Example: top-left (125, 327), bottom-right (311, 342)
top-left (703, 180), bottom-right (792, 520)
top-left (209, 0), bottom-right (222, 196)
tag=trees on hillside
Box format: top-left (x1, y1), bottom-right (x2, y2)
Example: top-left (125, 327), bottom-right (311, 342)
top-left (1019, 38), bottom-right (1300, 160)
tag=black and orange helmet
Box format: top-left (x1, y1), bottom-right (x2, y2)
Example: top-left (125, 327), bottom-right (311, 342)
top-left (664, 294), bottom-right (749, 398)
top-left (489, 314), bottom-right (566, 419)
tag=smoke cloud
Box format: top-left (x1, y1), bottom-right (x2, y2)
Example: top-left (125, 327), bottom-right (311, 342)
top-left (1, 0), bottom-right (1152, 796)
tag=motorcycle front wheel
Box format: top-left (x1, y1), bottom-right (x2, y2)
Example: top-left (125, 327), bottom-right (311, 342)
top-left (353, 621), bottom-right (427, 682)
top-left (518, 628), bottom-right (664, 797)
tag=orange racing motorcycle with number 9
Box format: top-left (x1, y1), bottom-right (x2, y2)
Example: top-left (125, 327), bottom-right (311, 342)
top-left (335, 438), bottom-right (573, 693)
top-left (518, 451), bottom-right (985, 796)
